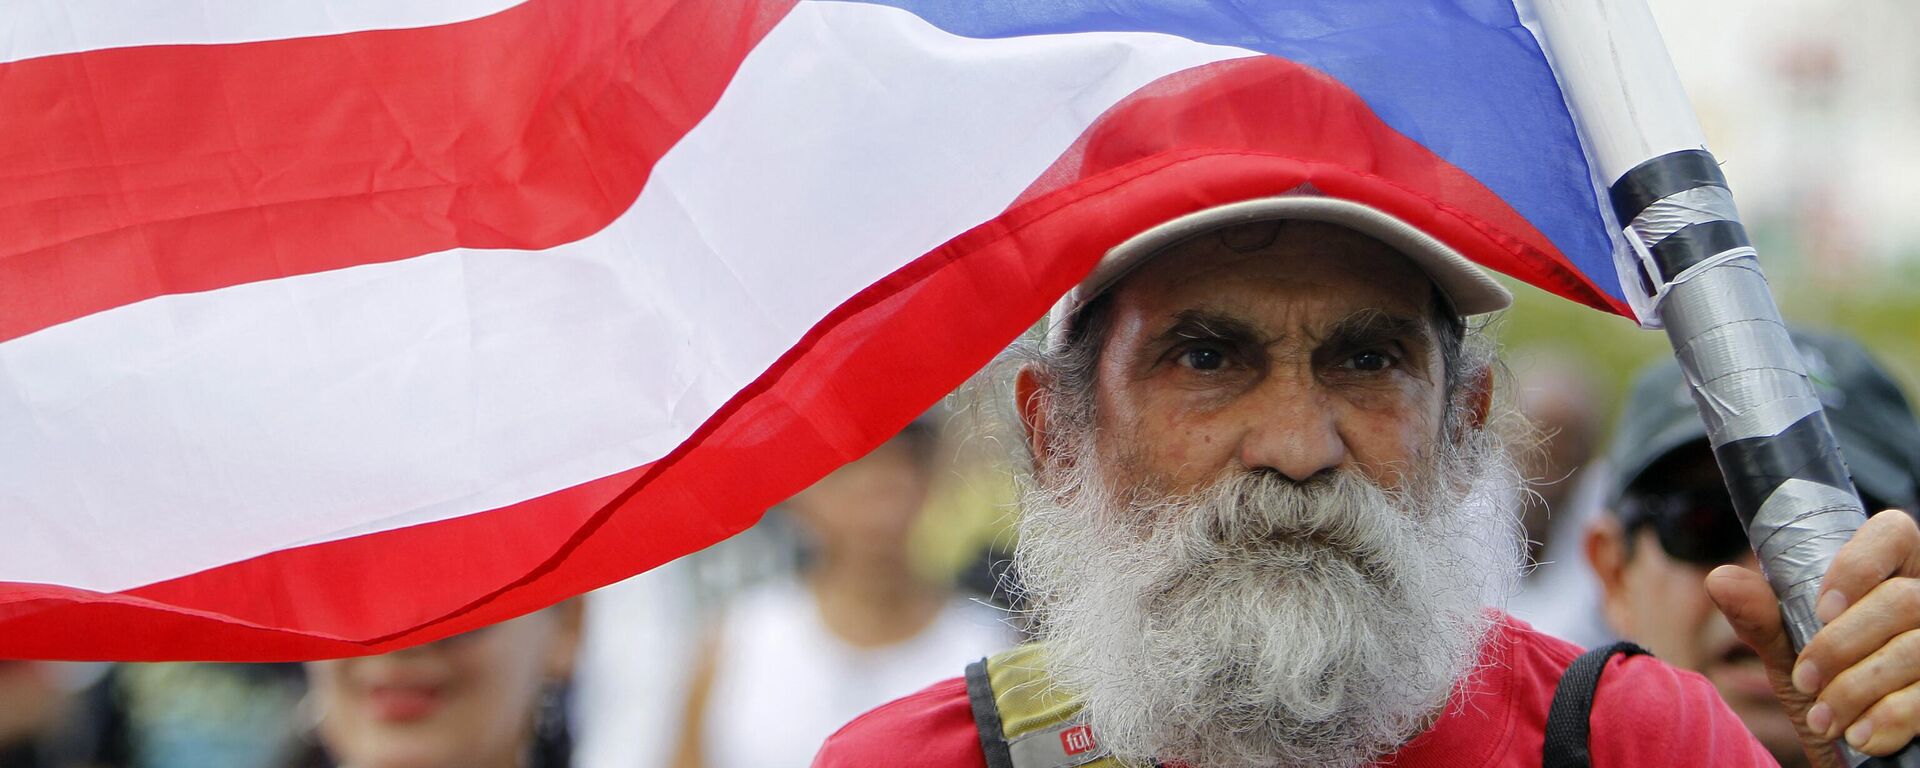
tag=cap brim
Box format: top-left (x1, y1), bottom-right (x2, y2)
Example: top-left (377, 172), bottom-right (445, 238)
top-left (1610, 421), bottom-right (1711, 503)
top-left (1610, 419), bottom-right (1914, 511)
top-left (1046, 196), bottom-right (1512, 348)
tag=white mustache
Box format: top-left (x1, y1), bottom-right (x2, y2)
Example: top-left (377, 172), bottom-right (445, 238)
top-left (1126, 469), bottom-right (1423, 594)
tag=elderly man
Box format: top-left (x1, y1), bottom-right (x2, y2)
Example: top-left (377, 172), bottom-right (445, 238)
top-left (813, 195), bottom-right (1920, 767)
top-left (1587, 330), bottom-right (1920, 766)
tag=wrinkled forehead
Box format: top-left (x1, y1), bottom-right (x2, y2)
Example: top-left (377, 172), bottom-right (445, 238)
top-left (1102, 220), bottom-right (1441, 336)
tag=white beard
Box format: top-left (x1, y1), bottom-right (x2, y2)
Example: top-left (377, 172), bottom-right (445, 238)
top-left (1014, 434), bottom-right (1521, 768)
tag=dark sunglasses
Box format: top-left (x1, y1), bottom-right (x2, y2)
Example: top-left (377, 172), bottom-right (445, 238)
top-left (1620, 485), bottom-right (1892, 565)
top-left (1617, 486), bottom-right (1749, 565)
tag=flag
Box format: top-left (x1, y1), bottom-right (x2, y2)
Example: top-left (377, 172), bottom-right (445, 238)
top-left (1, 0), bottom-right (1637, 660)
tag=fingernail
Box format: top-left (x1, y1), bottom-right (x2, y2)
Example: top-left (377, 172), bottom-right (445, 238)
top-left (1847, 719), bottom-right (1873, 749)
top-left (1794, 660), bottom-right (1822, 694)
top-left (1808, 702), bottom-right (1833, 737)
top-left (1817, 590), bottom-right (1849, 624)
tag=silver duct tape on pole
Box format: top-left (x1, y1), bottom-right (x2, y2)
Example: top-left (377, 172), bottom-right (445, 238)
top-left (1668, 269), bottom-right (1859, 643)
top-left (1615, 151), bottom-right (1901, 767)
top-left (1612, 149), bottom-right (1867, 649)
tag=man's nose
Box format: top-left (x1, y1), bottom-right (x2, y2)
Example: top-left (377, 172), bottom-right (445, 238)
top-left (1237, 379), bottom-right (1347, 482)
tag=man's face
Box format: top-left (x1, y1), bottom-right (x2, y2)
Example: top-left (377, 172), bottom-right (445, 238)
top-left (1084, 221), bottom-right (1452, 495)
top-left (1014, 220), bottom-right (1513, 768)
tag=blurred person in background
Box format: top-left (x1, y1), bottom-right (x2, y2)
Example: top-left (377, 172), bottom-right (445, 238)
top-left (568, 559), bottom-right (701, 768)
top-left (292, 602), bottom-right (583, 768)
top-left (573, 489), bottom-right (809, 767)
top-left (1513, 350), bottom-right (1605, 563)
top-left (1587, 329), bottom-right (1920, 766)
top-left (1507, 350), bottom-right (1616, 648)
top-left (60, 662), bottom-right (304, 768)
top-left (673, 419), bottom-right (1012, 768)
top-left (1, 662), bottom-right (92, 768)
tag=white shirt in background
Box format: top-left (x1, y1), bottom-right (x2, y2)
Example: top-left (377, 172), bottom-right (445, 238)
top-left (701, 579), bottom-right (1013, 768)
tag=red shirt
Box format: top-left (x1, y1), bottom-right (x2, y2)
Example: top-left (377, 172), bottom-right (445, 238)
top-left (813, 616), bottom-right (1777, 767)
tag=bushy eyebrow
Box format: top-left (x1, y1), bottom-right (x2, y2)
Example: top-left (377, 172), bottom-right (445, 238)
top-left (1133, 305), bottom-right (1435, 375)
top-left (1129, 309), bottom-right (1267, 372)
top-left (1314, 308), bottom-right (1432, 353)
top-left (1155, 309), bottom-right (1268, 348)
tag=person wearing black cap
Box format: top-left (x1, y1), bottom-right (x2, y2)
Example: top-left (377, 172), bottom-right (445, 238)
top-left (1586, 328), bottom-right (1920, 767)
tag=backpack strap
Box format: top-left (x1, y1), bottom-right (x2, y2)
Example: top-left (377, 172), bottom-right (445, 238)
top-left (966, 658), bottom-right (1016, 768)
top-left (965, 644), bottom-right (1122, 768)
top-left (1542, 641), bottom-right (1650, 768)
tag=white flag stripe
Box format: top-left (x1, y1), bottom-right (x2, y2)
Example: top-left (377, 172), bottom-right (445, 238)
top-left (0, 0), bottom-right (1256, 592)
top-left (0, 0), bottom-right (529, 64)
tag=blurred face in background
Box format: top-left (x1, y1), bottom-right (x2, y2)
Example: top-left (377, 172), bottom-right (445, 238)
top-left (306, 603), bottom-right (581, 768)
top-left (785, 433), bottom-right (933, 564)
top-left (0, 662), bottom-right (66, 748)
top-left (1512, 357), bottom-right (1600, 556)
top-left (1587, 447), bottom-right (1801, 764)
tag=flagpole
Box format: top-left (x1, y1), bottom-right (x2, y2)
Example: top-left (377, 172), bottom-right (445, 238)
top-left (1522, 1), bottom-right (1913, 764)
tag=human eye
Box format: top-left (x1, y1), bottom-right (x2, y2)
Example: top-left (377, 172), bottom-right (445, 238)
top-left (1340, 348), bottom-right (1399, 373)
top-left (1177, 344), bottom-right (1230, 372)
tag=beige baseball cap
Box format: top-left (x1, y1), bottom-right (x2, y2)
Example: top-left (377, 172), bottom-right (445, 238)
top-left (1045, 195), bottom-right (1513, 348)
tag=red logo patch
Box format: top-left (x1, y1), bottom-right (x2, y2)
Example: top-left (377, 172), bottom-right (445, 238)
top-left (1061, 724), bottom-right (1097, 756)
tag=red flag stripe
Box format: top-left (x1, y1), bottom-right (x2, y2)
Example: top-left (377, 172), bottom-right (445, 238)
top-left (0, 0), bottom-right (794, 344)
